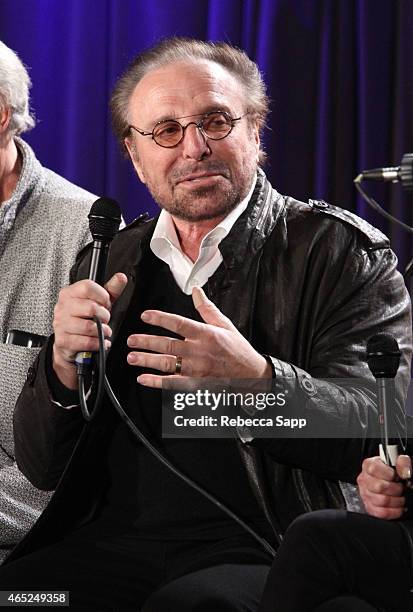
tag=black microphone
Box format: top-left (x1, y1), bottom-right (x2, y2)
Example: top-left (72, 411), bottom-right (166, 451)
top-left (366, 333), bottom-right (402, 466)
top-left (361, 153), bottom-right (413, 190)
top-left (75, 197), bottom-right (122, 372)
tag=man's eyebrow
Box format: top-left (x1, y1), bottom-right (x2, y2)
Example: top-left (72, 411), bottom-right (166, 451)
top-left (149, 106), bottom-right (234, 126)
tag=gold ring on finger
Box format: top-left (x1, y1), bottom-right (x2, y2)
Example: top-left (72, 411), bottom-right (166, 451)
top-left (175, 355), bottom-right (183, 375)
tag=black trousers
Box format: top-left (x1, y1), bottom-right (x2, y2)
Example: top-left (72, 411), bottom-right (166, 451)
top-left (258, 510), bottom-right (413, 612)
top-left (0, 526), bottom-right (270, 611)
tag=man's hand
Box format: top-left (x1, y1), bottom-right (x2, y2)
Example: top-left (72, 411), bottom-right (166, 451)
top-left (52, 273), bottom-right (128, 389)
top-left (127, 286), bottom-right (272, 387)
top-left (357, 455), bottom-right (412, 519)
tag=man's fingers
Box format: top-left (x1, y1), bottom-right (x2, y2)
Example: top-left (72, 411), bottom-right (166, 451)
top-left (396, 455), bottom-right (412, 480)
top-left (105, 272), bottom-right (128, 304)
top-left (60, 279), bottom-right (111, 308)
top-left (192, 286), bottom-right (236, 330)
top-left (363, 456), bottom-right (396, 481)
top-left (363, 491), bottom-right (406, 509)
top-left (364, 505), bottom-right (405, 520)
top-left (127, 351), bottom-right (176, 373)
top-left (127, 334), bottom-right (184, 356)
top-left (360, 472), bottom-right (404, 496)
top-left (55, 333), bottom-right (111, 355)
top-left (358, 455), bottom-right (410, 521)
top-left (141, 310), bottom-right (200, 337)
top-left (136, 373), bottom-right (184, 388)
top-left (60, 318), bottom-right (112, 339)
top-left (58, 274), bottom-right (127, 310)
top-left (55, 298), bottom-right (111, 325)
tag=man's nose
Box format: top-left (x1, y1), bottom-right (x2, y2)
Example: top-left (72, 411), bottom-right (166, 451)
top-left (181, 123), bottom-right (211, 161)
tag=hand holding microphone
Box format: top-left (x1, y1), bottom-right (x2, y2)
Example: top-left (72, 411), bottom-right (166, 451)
top-left (357, 454), bottom-right (412, 519)
top-left (52, 198), bottom-right (126, 390)
top-left (358, 333), bottom-right (412, 519)
top-left (52, 274), bottom-right (127, 389)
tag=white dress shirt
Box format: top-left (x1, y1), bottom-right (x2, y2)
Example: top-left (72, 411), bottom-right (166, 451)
top-left (150, 176), bottom-right (256, 294)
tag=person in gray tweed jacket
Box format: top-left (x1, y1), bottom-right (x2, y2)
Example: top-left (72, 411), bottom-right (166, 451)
top-left (0, 41), bottom-right (95, 562)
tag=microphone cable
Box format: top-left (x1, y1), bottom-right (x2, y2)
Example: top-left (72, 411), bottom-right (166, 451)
top-left (353, 175), bottom-right (413, 280)
top-left (80, 314), bottom-right (277, 558)
top-left (354, 174), bottom-right (413, 236)
top-left (78, 315), bottom-right (106, 422)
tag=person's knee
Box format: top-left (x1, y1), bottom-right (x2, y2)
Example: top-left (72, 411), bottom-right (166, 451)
top-left (315, 595), bottom-right (378, 612)
top-left (143, 582), bottom-right (248, 612)
top-left (284, 509), bottom-right (346, 545)
top-left (142, 564), bottom-right (268, 612)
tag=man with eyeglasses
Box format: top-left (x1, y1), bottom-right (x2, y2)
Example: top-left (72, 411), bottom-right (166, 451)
top-left (0, 37), bottom-right (410, 612)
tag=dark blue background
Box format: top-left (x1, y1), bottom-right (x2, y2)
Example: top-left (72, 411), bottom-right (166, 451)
top-left (2, 0), bottom-right (413, 267)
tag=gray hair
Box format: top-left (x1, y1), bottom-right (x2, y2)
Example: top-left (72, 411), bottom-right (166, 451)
top-left (110, 37), bottom-right (269, 163)
top-left (0, 41), bottom-right (35, 135)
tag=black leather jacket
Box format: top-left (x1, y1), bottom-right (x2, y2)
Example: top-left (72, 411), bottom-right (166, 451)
top-left (9, 170), bottom-right (412, 562)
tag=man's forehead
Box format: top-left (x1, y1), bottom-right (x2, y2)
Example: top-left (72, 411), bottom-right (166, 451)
top-left (128, 60), bottom-right (244, 124)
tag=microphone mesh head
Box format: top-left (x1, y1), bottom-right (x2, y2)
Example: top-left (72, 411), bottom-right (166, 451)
top-left (366, 333), bottom-right (401, 378)
top-left (88, 197), bottom-right (121, 240)
top-left (400, 153), bottom-right (413, 191)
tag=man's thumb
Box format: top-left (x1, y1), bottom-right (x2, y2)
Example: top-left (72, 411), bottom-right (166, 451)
top-left (105, 272), bottom-right (128, 304)
top-left (396, 455), bottom-right (412, 481)
top-left (192, 286), bottom-right (235, 330)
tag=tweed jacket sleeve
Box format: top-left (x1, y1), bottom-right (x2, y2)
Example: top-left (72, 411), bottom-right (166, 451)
top-left (0, 138), bottom-right (95, 551)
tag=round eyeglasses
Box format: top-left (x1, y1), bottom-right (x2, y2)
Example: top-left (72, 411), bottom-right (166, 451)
top-left (128, 110), bottom-right (247, 149)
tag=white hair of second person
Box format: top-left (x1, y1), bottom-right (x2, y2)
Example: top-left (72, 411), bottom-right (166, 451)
top-left (0, 40), bottom-right (35, 135)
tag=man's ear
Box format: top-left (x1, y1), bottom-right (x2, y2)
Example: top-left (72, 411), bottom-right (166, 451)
top-left (0, 106), bottom-right (11, 135)
top-left (124, 137), bottom-right (146, 184)
top-left (252, 120), bottom-right (260, 162)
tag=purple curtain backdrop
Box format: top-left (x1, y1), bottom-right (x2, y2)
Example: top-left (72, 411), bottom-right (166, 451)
top-left (1, 0), bottom-right (413, 268)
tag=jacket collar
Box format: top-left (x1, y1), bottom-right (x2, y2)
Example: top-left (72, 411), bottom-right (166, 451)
top-left (209, 168), bottom-right (285, 269)
top-left (132, 169), bottom-right (285, 269)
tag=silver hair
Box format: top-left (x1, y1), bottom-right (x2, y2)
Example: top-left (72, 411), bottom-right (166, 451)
top-left (110, 37), bottom-right (270, 163)
top-left (0, 41), bottom-right (35, 135)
